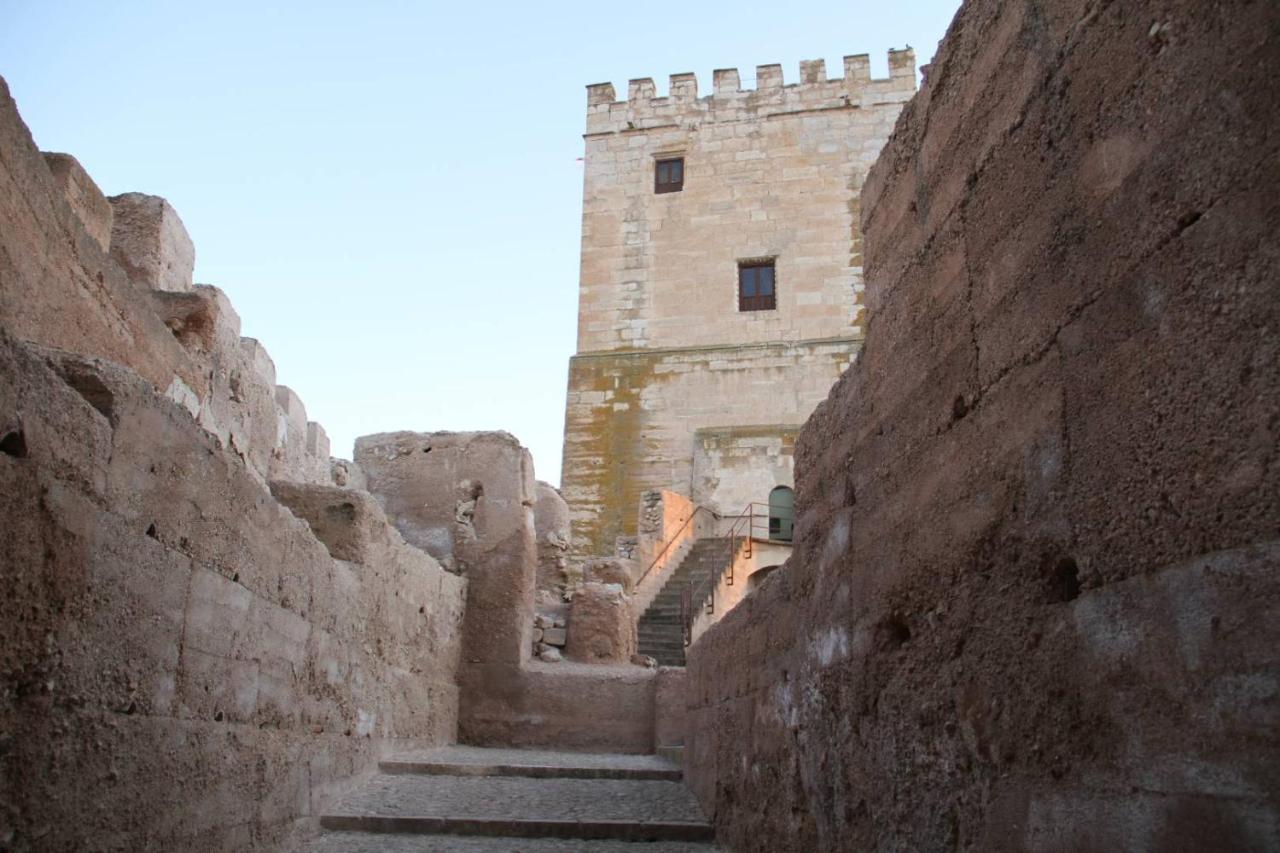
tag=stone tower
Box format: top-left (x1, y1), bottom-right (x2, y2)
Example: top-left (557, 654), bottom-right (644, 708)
top-left (561, 50), bottom-right (918, 559)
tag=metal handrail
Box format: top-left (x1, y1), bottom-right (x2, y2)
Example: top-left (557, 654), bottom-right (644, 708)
top-left (634, 503), bottom-right (721, 591)
top-left (681, 501), bottom-right (783, 646)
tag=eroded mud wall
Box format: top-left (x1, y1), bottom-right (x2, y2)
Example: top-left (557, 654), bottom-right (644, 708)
top-left (685, 2), bottom-right (1280, 850)
top-left (0, 78), bottom-right (466, 851)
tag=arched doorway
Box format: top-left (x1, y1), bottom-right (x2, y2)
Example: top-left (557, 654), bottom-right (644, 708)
top-left (748, 564), bottom-right (782, 593)
top-left (768, 486), bottom-right (795, 542)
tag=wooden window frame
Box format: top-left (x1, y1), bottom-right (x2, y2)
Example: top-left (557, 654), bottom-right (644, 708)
top-left (738, 260), bottom-right (777, 311)
top-left (655, 157), bottom-right (684, 194)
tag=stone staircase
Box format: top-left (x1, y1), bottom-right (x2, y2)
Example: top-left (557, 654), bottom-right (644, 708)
top-left (638, 537), bottom-right (740, 667)
top-left (305, 745), bottom-right (717, 851)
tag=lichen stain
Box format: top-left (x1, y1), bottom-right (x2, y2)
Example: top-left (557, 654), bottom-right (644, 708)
top-left (562, 351), bottom-right (675, 558)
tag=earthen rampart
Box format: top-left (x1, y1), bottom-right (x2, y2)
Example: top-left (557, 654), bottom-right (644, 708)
top-left (0, 76), bottom-right (466, 851)
top-left (684, 0), bottom-right (1280, 849)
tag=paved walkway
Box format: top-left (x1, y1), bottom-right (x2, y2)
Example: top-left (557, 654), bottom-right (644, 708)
top-left (308, 835), bottom-right (718, 852)
top-left (301, 746), bottom-right (718, 851)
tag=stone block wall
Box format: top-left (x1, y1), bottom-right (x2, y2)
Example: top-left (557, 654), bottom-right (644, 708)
top-left (577, 51), bottom-right (917, 353)
top-left (0, 76), bottom-right (465, 851)
top-left (691, 425), bottom-right (797, 514)
top-left (685, 1), bottom-right (1280, 850)
top-left (563, 339), bottom-right (854, 558)
top-left (562, 51), bottom-right (917, 560)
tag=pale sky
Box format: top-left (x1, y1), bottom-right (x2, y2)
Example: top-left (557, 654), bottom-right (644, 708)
top-left (1, 0), bottom-right (960, 486)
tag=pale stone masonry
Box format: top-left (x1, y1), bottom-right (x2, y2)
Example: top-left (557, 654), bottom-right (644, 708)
top-left (562, 51), bottom-right (917, 558)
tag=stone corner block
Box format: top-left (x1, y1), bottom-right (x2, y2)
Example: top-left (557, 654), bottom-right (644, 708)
top-left (108, 191), bottom-right (195, 293)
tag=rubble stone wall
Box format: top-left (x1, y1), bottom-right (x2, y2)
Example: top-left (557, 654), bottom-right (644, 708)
top-left (685, 1), bottom-right (1280, 850)
top-left (0, 77), bottom-right (465, 851)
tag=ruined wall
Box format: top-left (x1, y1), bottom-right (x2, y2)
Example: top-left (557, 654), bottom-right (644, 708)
top-left (533, 480), bottom-right (572, 593)
top-left (561, 54), bottom-right (916, 559)
top-left (685, 1), bottom-right (1280, 850)
top-left (355, 430), bottom-right (690, 754)
top-left (0, 78), bottom-right (466, 851)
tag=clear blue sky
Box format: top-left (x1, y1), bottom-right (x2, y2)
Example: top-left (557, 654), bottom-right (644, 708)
top-left (1, 0), bottom-right (959, 486)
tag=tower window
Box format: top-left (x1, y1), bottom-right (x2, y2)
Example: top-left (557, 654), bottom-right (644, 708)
top-left (738, 261), bottom-right (776, 311)
top-left (655, 157), bottom-right (684, 193)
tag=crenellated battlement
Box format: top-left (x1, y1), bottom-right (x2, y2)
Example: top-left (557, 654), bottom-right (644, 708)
top-left (585, 48), bottom-right (915, 135)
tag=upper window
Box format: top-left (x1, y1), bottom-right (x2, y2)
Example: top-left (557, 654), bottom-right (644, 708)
top-left (738, 261), bottom-right (777, 311)
top-left (655, 157), bottom-right (684, 194)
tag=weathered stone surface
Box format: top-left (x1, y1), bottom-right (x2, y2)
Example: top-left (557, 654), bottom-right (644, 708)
top-left (461, 662), bottom-right (661, 754)
top-left (270, 481), bottom-right (395, 563)
top-left (534, 479), bottom-right (572, 592)
top-left (653, 667), bottom-right (687, 750)
top-left (0, 79), bottom-right (205, 399)
top-left (42, 151), bottom-right (112, 249)
top-left (0, 81), bottom-right (467, 851)
top-left (0, 331), bottom-right (467, 852)
top-left (108, 191), bottom-right (195, 292)
top-left (331, 457), bottom-right (367, 490)
top-left (685, 1), bottom-right (1280, 850)
top-left (567, 582), bottom-right (637, 664)
top-left (272, 384), bottom-right (330, 485)
top-left (583, 556), bottom-right (636, 593)
top-left (149, 284), bottom-right (281, 482)
top-left (355, 430), bottom-right (544, 748)
top-left (355, 431), bottom-right (535, 577)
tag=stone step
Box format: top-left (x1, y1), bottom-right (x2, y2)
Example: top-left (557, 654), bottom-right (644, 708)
top-left (319, 775), bottom-right (714, 842)
top-left (380, 745), bottom-right (682, 781)
top-left (307, 834), bottom-right (719, 852)
top-left (311, 747), bottom-right (714, 848)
